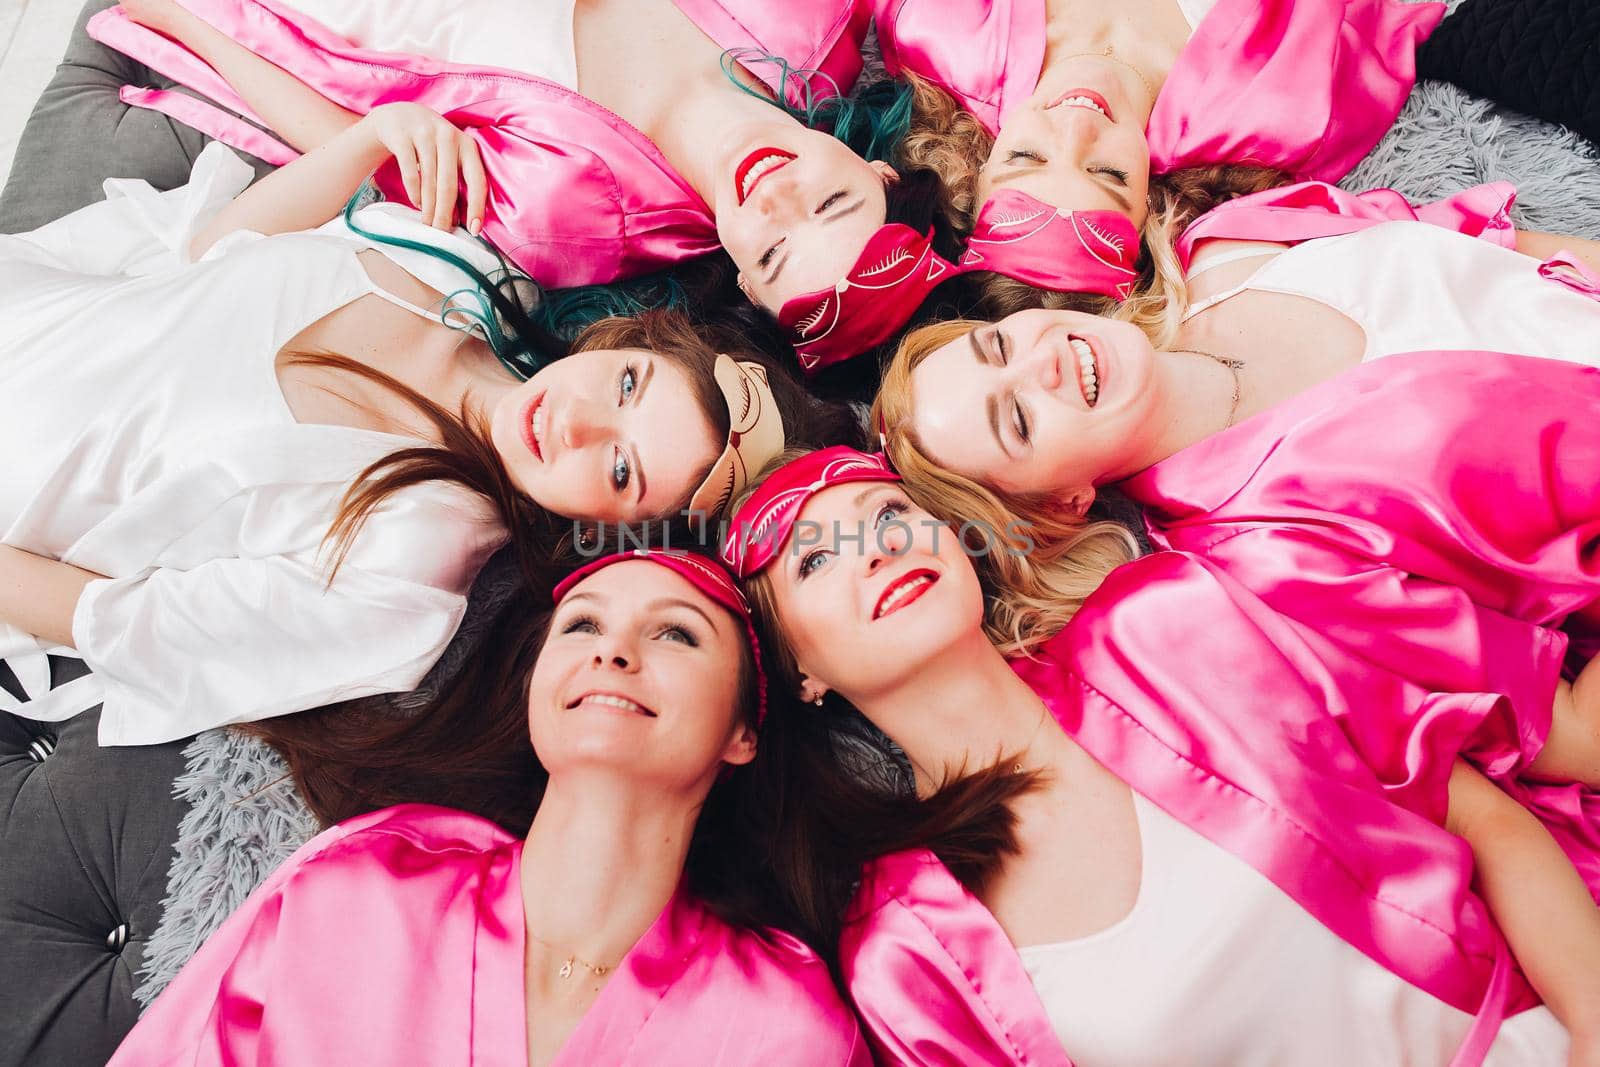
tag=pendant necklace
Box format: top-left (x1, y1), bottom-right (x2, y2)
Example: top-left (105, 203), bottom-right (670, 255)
top-left (1177, 348), bottom-right (1246, 429)
top-left (528, 930), bottom-right (615, 981)
top-left (1058, 44), bottom-right (1158, 103)
top-left (1011, 700), bottom-right (1054, 774)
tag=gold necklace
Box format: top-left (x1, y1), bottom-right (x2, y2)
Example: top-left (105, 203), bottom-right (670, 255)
top-left (1011, 700), bottom-right (1054, 774)
top-left (1057, 44), bottom-right (1158, 105)
top-left (1178, 348), bottom-right (1246, 429)
top-left (527, 930), bottom-right (616, 981)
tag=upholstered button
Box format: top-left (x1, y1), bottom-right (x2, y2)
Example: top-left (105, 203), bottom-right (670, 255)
top-left (26, 734), bottom-right (55, 762)
top-left (106, 924), bottom-right (128, 952)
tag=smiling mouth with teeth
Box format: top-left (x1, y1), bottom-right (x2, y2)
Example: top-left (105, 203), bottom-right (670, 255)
top-left (1057, 96), bottom-right (1107, 117)
top-left (735, 147), bottom-right (797, 205)
top-left (873, 570), bottom-right (939, 620)
top-left (1046, 88), bottom-right (1114, 122)
top-left (1069, 336), bottom-right (1100, 407)
top-left (523, 391), bottom-right (547, 461)
top-left (568, 692), bottom-right (656, 717)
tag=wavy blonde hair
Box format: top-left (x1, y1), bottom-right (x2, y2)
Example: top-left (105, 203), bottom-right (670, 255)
top-left (867, 337), bottom-right (1141, 654)
top-left (899, 74), bottom-right (995, 229)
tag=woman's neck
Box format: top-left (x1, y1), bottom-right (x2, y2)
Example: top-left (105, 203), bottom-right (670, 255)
top-left (1117, 348), bottom-right (1242, 475)
top-left (519, 772), bottom-right (699, 983)
top-left (856, 632), bottom-right (1052, 795)
top-left (650, 77), bottom-right (797, 208)
top-left (1038, 0), bottom-right (1192, 121)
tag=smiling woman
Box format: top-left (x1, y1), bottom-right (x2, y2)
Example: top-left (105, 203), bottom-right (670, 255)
top-left (86, 0), bottom-right (950, 378)
top-left (882, 0), bottom-right (1441, 319)
top-left (113, 550), bottom-right (871, 1067)
top-left (0, 112), bottom-right (853, 749)
top-left (721, 448), bottom-right (1589, 1066)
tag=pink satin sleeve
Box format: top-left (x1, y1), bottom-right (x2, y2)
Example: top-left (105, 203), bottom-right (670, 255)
top-left (870, 0), bottom-right (1045, 135)
top-left (1177, 180), bottom-right (1517, 269)
top-left (88, 1), bottom-right (722, 287)
top-left (1149, 0), bottom-right (1444, 179)
top-left (107, 807), bottom-right (519, 1067)
top-left (842, 851), bottom-right (1072, 1066)
top-left (1025, 553), bottom-right (1533, 1021)
top-left (1178, 526), bottom-right (1564, 812)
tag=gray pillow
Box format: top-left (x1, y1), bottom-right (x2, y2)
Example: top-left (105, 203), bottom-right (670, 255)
top-left (0, 0), bottom-right (274, 233)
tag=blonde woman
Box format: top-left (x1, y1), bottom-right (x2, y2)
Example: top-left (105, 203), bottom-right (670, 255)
top-left (871, 216), bottom-right (1600, 878)
top-left (720, 446), bottom-right (1594, 1065)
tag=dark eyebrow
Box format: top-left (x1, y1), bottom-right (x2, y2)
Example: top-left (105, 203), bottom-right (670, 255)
top-left (767, 246), bottom-right (791, 286)
top-left (986, 392), bottom-right (1007, 458)
top-left (630, 359), bottom-right (656, 506)
top-left (970, 330), bottom-right (1013, 458)
top-left (1098, 177), bottom-right (1133, 214)
top-left (987, 168), bottom-right (1027, 188)
top-left (649, 596), bottom-right (717, 631)
top-left (822, 199), bottom-right (866, 226)
top-left (990, 164), bottom-right (1133, 214)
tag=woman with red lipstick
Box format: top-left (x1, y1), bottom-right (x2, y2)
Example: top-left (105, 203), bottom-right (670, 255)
top-left (872, 221), bottom-right (1600, 876)
top-left (110, 549), bottom-right (872, 1066)
top-left (72, 0), bottom-right (963, 377)
top-left (0, 113), bottom-right (849, 748)
top-left (724, 447), bottom-right (1595, 1065)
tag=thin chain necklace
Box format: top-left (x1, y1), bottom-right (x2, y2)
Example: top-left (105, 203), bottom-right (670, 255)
top-left (527, 930), bottom-right (615, 981)
top-left (1176, 348), bottom-right (1246, 429)
top-left (1011, 700), bottom-right (1054, 775)
top-left (1057, 44), bottom-right (1159, 104)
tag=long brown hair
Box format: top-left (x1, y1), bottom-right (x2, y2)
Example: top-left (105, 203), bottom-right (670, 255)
top-left (250, 550), bottom-right (811, 935)
top-left (313, 309), bottom-right (747, 595)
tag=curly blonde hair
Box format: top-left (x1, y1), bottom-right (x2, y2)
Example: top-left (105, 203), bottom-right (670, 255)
top-left (867, 329), bottom-right (1141, 654)
top-left (898, 74), bottom-right (996, 229)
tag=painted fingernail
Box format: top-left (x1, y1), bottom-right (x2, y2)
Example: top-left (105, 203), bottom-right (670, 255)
top-left (468, 217), bottom-right (482, 235)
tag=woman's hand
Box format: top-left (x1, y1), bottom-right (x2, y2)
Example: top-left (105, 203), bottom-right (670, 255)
top-left (358, 103), bottom-right (489, 233)
top-left (119, 0), bottom-right (190, 36)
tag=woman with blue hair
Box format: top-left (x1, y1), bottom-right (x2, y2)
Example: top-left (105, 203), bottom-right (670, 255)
top-left (92, 0), bottom-right (957, 373)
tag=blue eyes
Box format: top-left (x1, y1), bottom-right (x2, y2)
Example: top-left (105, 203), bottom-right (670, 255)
top-left (558, 614), bottom-right (699, 646)
top-left (796, 500), bottom-right (911, 580)
top-left (612, 448), bottom-right (630, 492)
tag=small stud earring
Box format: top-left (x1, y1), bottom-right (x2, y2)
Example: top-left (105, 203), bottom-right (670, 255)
top-left (812, 694), bottom-right (824, 706)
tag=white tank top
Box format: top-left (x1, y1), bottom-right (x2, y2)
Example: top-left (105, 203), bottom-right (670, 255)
top-left (1018, 793), bottom-right (1569, 1066)
top-left (1184, 221), bottom-right (1600, 366)
top-left (284, 0), bottom-right (579, 88)
top-left (1177, 0), bottom-right (1219, 30)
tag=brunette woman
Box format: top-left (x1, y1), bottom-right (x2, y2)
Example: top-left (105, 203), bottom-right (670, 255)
top-left (0, 104), bottom-right (852, 745)
top-left (725, 447), bottom-right (1596, 1065)
top-left (108, 549), bottom-right (870, 1065)
top-left (83, 0), bottom-right (972, 375)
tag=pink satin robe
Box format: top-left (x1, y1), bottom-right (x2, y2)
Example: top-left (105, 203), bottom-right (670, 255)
top-left (109, 804), bottom-right (871, 1066)
top-left (871, 0), bottom-right (1442, 178)
top-left (842, 552), bottom-right (1529, 1067)
top-left (1176, 179), bottom-right (1520, 269)
top-left (88, 0), bottom-right (869, 287)
top-left (1124, 350), bottom-right (1600, 893)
